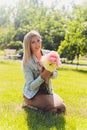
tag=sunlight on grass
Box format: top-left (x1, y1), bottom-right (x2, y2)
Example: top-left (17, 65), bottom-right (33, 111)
top-left (0, 50), bottom-right (4, 56)
top-left (0, 60), bottom-right (87, 130)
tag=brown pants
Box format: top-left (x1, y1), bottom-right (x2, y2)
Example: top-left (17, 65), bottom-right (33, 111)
top-left (24, 94), bottom-right (66, 113)
top-left (23, 84), bottom-right (66, 114)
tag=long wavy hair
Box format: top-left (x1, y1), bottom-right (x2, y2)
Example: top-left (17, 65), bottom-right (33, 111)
top-left (22, 30), bottom-right (42, 67)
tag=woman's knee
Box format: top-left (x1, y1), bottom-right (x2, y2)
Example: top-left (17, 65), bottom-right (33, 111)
top-left (57, 103), bottom-right (66, 113)
top-left (49, 103), bottom-right (66, 114)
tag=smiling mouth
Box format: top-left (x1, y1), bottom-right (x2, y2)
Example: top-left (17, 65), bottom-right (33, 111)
top-left (36, 47), bottom-right (40, 49)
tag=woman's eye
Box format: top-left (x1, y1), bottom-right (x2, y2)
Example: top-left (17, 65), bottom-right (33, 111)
top-left (31, 39), bottom-right (41, 44)
top-left (37, 39), bottom-right (40, 43)
top-left (31, 41), bottom-right (35, 44)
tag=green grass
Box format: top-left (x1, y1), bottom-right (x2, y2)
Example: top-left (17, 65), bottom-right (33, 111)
top-left (0, 50), bottom-right (4, 56)
top-left (0, 60), bottom-right (87, 130)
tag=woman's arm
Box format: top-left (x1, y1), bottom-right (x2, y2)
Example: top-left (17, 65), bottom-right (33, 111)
top-left (40, 68), bottom-right (53, 80)
top-left (23, 66), bottom-right (44, 91)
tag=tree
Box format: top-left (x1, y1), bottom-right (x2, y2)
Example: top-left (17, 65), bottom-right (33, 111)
top-left (58, 1), bottom-right (87, 62)
top-left (58, 20), bottom-right (87, 62)
top-left (0, 5), bottom-right (10, 27)
top-left (0, 26), bottom-right (16, 49)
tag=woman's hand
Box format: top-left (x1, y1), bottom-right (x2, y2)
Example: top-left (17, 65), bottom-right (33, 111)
top-left (40, 68), bottom-right (52, 80)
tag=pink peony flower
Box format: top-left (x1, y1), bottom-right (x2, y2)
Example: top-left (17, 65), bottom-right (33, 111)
top-left (40, 51), bottom-right (61, 72)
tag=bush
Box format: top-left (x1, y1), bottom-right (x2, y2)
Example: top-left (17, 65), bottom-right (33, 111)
top-left (18, 49), bottom-right (23, 59)
top-left (7, 41), bottom-right (23, 50)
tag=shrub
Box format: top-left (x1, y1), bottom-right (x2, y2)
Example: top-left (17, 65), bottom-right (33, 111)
top-left (7, 41), bottom-right (23, 50)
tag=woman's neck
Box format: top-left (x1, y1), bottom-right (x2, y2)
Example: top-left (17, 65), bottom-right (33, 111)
top-left (34, 50), bottom-right (42, 61)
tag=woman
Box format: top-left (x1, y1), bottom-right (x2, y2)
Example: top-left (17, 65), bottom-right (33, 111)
top-left (22, 30), bottom-right (66, 114)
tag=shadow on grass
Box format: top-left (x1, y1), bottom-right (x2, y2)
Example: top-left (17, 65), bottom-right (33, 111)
top-left (23, 107), bottom-right (65, 130)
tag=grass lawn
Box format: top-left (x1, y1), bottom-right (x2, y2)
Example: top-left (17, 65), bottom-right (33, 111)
top-left (0, 60), bottom-right (87, 130)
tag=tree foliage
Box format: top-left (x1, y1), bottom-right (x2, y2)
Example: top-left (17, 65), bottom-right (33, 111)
top-left (0, 0), bottom-right (87, 61)
top-left (58, 2), bottom-right (87, 61)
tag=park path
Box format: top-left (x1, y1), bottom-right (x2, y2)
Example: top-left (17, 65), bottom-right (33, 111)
top-left (62, 63), bottom-right (87, 68)
top-left (0, 56), bottom-right (87, 69)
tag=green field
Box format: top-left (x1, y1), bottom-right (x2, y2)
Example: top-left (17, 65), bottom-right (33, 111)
top-left (0, 60), bottom-right (87, 130)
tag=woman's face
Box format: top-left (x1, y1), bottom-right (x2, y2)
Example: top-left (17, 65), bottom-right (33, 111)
top-left (30, 35), bottom-right (42, 54)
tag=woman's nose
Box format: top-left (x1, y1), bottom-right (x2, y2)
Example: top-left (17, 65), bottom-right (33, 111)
top-left (36, 41), bottom-right (40, 45)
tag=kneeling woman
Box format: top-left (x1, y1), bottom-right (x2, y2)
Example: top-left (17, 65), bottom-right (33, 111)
top-left (22, 30), bottom-right (66, 114)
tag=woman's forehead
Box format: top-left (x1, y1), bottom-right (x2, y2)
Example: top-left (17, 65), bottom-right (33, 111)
top-left (31, 35), bottom-right (40, 40)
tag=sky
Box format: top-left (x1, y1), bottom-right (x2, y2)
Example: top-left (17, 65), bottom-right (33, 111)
top-left (0, 0), bottom-right (84, 7)
top-left (0, 0), bottom-right (17, 6)
top-left (44, 0), bottom-right (84, 7)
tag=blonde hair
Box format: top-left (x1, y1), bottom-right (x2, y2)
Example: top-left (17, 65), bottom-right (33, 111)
top-left (23, 30), bottom-right (42, 66)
